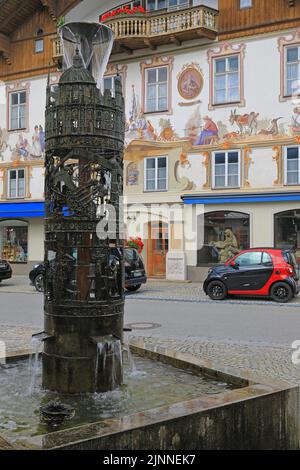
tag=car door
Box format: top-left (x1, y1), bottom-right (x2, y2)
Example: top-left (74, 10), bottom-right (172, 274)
top-left (226, 251), bottom-right (265, 291)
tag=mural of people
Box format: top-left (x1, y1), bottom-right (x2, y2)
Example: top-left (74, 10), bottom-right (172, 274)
top-left (126, 162), bottom-right (139, 186)
top-left (194, 116), bottom-right (219, 146)
top-left (178, 67), bottom-right (203, 100)
top-left (16, 134), bottom-right (30, 160)
top-left (39, 125), bottom-right (45, 154)
top-left (30, 125), bottom-right (43, 159)
top-left (292, 106), bottom-right (300, 134)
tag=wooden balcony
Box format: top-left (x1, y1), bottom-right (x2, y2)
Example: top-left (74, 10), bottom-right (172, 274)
top-left (53, 5), bottom-right (218, 60)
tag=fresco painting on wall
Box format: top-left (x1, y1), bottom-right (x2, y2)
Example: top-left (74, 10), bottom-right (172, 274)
top-left (125, 85), bottom-right (180, 146)
top-left (177, 64), bottom-right (203, 101)
top-left (126, 162), bottom-right (139, 186)
top-left (0, 124), bottom-right (45, 163)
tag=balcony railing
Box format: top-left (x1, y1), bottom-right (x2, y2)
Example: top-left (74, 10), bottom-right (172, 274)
top-left (106, 5), bottom-right (218, 39)
top-left (52, 5), bottom-right (218, 60)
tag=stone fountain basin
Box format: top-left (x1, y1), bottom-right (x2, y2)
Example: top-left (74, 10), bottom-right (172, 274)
top-left (1, 339), bottom-right (299, 450)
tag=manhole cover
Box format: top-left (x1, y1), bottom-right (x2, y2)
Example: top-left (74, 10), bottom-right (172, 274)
top-left (125, 322), bottom-right (162, 330)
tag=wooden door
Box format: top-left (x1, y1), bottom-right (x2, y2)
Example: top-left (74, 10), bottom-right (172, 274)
top-left (147, 221), bottom-right (168, 278)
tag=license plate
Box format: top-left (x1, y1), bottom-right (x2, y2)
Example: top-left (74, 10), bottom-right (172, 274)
top-left (133, 271), bottom-right (142, 277)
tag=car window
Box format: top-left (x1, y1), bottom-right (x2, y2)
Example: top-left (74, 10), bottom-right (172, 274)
top-left (235, 251), bottom-right (262, 266)
top-left (262, 252), bottom-right (273, 265)
top-left (125, 248), bottom-right (138, 262)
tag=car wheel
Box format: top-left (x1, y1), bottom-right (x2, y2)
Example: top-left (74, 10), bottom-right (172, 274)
top-left (34, 274), bottom-right (44, 293)
top-left (270, 282), bottom-right (293, 303)
top-left (207, 280), bottom-right (227, 301)
top-left (126, 284), bottom-right (141, 292)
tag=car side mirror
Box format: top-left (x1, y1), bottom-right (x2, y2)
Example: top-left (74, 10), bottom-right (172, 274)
top-left (230, 261), bottom-right (239, 269)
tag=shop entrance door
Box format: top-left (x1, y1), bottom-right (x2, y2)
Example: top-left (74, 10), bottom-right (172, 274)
top-left (147, 221), bottom-right (168, 278)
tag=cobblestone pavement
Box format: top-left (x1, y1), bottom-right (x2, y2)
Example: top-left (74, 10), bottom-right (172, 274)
top-left (3, 276), bottom-right (300, 307)
top-left (2, 276), bottom-right (300, 386)
top-left (2, 323), bottom-right (300, 387)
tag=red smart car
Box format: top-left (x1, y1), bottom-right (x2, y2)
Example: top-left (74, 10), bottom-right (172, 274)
top-left (203, 248), bottom-right (299, 303)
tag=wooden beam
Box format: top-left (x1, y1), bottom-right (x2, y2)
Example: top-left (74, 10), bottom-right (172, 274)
top-left (0, 33), bottom-right (11, 64)
top-left (170, 35), bottom-right (182, 46)
top-left (143, 39), bottom-right (157, 50)
top-left (1, 0), bottom-right (33, 30)
top-left (41, 0), bottom-right (57, 20)
top-left (119, 44), bottom-right (133, 55)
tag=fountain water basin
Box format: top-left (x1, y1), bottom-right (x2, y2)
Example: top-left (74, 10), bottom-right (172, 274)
top-left (0, 340), bottom-right (299, 450)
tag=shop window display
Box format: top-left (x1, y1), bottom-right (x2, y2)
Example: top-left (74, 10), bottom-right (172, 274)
top-left (0, 220), bottom-right (28, 263)
top-left (275, 210), bottom-right (300, 264)
top-left (197, 211), bottom-right (250, 265)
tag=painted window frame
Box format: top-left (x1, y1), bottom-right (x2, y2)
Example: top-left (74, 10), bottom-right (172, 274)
top-left (208, 43), bottom-right (246, 110)
top-left (144, 156), bottom-right (168, 192)
top-left (145, 65), bottom-right (169, 114)
top-left (6, 82), bottom-right (30, 133)
top-left (7, 168), bottom-right (26, 199)
top-left (278, 31), bottom-right (300, 102)
top-left (213, 54), bottom-right (240, 106)
top-left (212, 150), bottom-right (241, 189)
top-left (9, 90), bottom-right (27, 131)
top-left (284, 45), bottom-right (300, 97)
top-left (104, 64), bottom-right (127, 99)
top-left (140, 56), bottom-right (173, 116)
top-left (284, 145), bottom-right (300, 185)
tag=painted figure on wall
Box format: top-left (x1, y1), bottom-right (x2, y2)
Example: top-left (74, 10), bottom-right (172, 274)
top-left (30, 125), bottom-right (43, 159)
top-left (126, 162), bottom-right (139, 186)
top-left (16, 134), bottom-right (30, 159)
top-left (0, 127), bottom-right (9, 161)
top-left (194, 116), bottom-right (219, 146)
top-left (292, 106), bottom-right (300, 134)
top-left (210, 228), bottom-right (240, 263)
top-left (178, 67), bottom-right (203, 100)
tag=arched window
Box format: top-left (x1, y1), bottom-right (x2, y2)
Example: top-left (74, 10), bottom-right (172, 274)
top-left (197, 211), bottom-right (250, 265)
top-left (0, 219), bottom-right (28, 263)
top-left (274, 210), bottom-right (300, 259)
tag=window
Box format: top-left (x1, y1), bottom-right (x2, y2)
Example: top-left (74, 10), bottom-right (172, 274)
top-left (214, 55), bottom-right (240, 104)
top-left (8, 169), bottom-right (25, 199)
top-left (9, 91), bottom-right (26, 130)
top-left (168, 0), bottom-right (188, 11)
top-left (284, 146), bottom-right (300, 185)
top-left (235, 251), bottom-right (262, 266)
top-left (197, 211), bottom-right (250, 265)
top-left (285, 46), bottom-right (300, 96)
top-left (0, 220), bottom-right (28, 263)
top-left (145, 156), bottom-right (167, 191)
top-left (147, 0), bottom-right (166, 11)
top-left (262, 252), bottom-right (273, 266)
top-left (240, 0), bottom-right (252, 8)
top-left (275, 210), bottom-right (300, 260)
top-left (213, 151), bottom-right (240, 188)
top-left (103, 75), bottom-right (116, 96)
top-left (145, 66), bottom-right (168, 113)
top-left (35, 38), bottom-right (44, 53)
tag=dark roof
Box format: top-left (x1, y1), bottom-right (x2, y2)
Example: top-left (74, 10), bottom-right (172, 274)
top-left (60, 48), bottom-right (95, 84)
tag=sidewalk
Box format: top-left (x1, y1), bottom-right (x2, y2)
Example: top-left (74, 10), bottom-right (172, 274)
top-left (1, 276), bottom-right (300, 305)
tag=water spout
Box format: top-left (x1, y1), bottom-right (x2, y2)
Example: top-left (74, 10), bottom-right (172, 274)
top-left (93, 336), bottom-right (123, 392)
top-left (28, 337), bottom-right (43, 395)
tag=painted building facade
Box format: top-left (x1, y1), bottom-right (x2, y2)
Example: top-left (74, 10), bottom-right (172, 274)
top-left (1, 0), bottom-right (300, 279)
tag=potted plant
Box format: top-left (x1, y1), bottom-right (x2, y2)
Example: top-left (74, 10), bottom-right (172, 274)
top-left (126, 236), bottom-right (144, 254)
